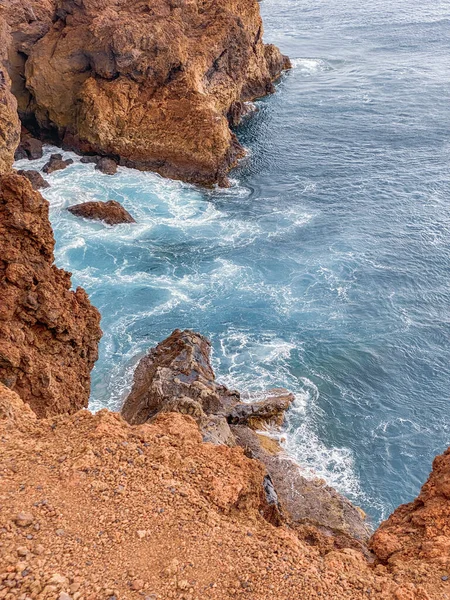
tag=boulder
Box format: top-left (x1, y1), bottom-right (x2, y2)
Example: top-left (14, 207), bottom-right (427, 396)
top-left (16, 136), bottom-right (43, 160)
top-left (16, 169), bottom-right (49, 189)
top-left (80, 155), bottom-right (100, 164)
top-left (67, 200), bottom-right (135, 225)
top-left (42, 153), bottom-right (74, 174)
top-left (0, 173), bottom-right (102, 417)
top-left (95, 157), bottom-right (117, 175)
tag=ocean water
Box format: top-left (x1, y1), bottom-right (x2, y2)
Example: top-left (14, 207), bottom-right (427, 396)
top-left (14, 0), bottom-right (450, 524)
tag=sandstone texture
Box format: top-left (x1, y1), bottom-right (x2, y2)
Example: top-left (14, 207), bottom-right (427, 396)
top-left (0, 21), bottom-right (20, 175)
top-left (1, 0), bottom-right (290, 185)
top-left (121, 329), bottom-right (370, 543)
top-left (1, 384), bottom-right (448, 600)
top-left (371, 447), bottom-right (450, 567)
top-left (0, 173), bottom-right (102, 417)
top-left (68, 200), bottom-right (136, 225)
top-left (16, 169), bottom-right (49, 190)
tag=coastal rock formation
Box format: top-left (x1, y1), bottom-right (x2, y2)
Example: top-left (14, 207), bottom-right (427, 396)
top-left (15, 131), bottom-right (43, 160)
top-left (371, 447), bottom-right (450, 568)
top-left (0, 173), bottom-right (102, 417)
top-left (68, 200), bottom-right (136, 225)
top-left (1, 384), bottom-right (446, 600)
top-left (16, 0), bottom-right (290, 185)
top-left (16, 169), bottom-right (49, 190)
top-left (0, 0), bottom-right (56, 123)
top-left (0, 22), bottom-right (20, 174)
top-left (121, 330), bottom-right (371, 543)
top-left (233, 426), bottom-right (371, 547)
top-left (42, 153), bottom-right (74, 174)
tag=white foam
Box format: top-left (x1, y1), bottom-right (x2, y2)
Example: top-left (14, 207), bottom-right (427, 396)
top-left (291, 58), bottom-right (333, 75)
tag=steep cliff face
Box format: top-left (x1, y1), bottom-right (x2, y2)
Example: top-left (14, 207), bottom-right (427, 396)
top-left (371, 447), bottom-right (450, 568)
top-left (0, 173), bottom-right (102, 417)
top-left (17, 0), bottom-right (289, 185)
top-left (0, 22), bottom-right (20, 175)
top-left (0, 0), bottom-right (56, 122)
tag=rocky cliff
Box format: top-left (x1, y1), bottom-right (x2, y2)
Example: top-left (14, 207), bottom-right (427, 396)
top-left (0, 21), bottom-right (20, 174)
top-left (2, 0), bottom-right (290, 185)
top-left (0, 173), bottom-right (102, 417)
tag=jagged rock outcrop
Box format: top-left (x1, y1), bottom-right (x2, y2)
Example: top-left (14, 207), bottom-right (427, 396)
top-left (68, 200), bottom-right (136, 225)
top-left (121, 329), bottom-right (370, 543)
top-left (371, 447), bottom-right (450, 568)
top-left (0, 21), bottom-right (20, 174)
top-left (13, 0), bottom-right (290, 185)
top-left (0, 173), bottom-right (102, 417)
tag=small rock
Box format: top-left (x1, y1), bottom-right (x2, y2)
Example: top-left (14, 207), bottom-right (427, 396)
top-left (16, 137), bottom-right (43, 160)
top-left (17, 169), bottom-right (50, 190)
top-left (14, 513), bottom-right (34, 527)
top-left (95, 157), bottom-right (117, 175)
top-left (67, 200), bottom-right (135, 226)
top-left (16, 547), bottom-right (28, 557)
top-left (80, 155), bottom-right (100, 164)
top-left (442, 575), bottom-right (449, 581)
top-left (43, 154), bottom-right (74, 174)
top-left (131, 579), bottom-right (144, 591)
top-left (58, 593), bottom-right (72, 600)
top-left (55, 529), bottom-right (65, 536)
top-left (136, 530), bottom-right (146, 539)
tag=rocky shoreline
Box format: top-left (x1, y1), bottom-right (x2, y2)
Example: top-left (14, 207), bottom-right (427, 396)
top-left (1, 1), bottom-right (450, 599)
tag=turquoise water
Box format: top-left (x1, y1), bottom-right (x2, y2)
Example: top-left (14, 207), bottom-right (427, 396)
top-left (15, 0), bottom-right (450, 523)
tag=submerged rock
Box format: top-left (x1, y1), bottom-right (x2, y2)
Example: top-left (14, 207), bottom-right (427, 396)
top-left (16, 169), bottom-right (49, 189)
top-left (68, 200), bottom-right (135, 225)
top-left (0, 173), bottom-right (102, 417)
top-left (95, 157), bottom-right (117, 175)
top-left (42, 153), bottom-right (73, 174)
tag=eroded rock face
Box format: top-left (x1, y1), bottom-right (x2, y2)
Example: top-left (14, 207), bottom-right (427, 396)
top-left (121, 329), bottom-right (370, 543)
top-left (0, 21), bottom-right (20, 175)
top-left (0, 173), bottom-right (102, 417)
top-left (371, 447), bottom-right (450, 566)
top-left (20, 0), bottom-right (290, 185)
top-left (68, 200), bottom-right (136, 225)
top-left (232, 426), bottom-right (372, 547)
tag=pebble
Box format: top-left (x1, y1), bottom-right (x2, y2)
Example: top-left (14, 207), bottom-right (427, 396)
top-left (14, 513), bottom-right (34, 527)
top-left (131, 579), bottom-right (144, 591)
top-left (442, 576), bottom-right (449, 582)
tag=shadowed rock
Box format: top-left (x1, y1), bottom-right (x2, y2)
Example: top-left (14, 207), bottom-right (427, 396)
top-left (43, 153), bottom-right (73, 174)
top-left (15, 136), bottom-right (43, 160)
top-left (16, 169), bottom-right (49, 190)
top-left (95, 157), bottom-right (117, 175)
top-left (68, 200), bottom-right (135, 225)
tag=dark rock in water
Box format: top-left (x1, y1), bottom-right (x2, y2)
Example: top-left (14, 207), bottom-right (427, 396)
top-left (16, 137), bottom-right (43, 160)
top-left (43, 153), bottom-right (73, 174)
top-left (67, 200), bottom-right (135, 225)
top-left (80, 155), bottom-right (100, 164)
top-left (95, 157), bottom-right (117, 175)
top-left (231, 425), bottom-right (371, 547)
top-left (17, 169), bottom-right (50, 190)
top-left (14, 146), bottom-right (28, 161)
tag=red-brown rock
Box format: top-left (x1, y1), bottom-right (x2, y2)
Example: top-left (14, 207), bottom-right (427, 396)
top-left (370, 446), bottom-right (450, 566)
top-left (43, 153), bottom-right (74, 174)
top-left (68, 200), bottom-right (136, 225)
top-left (22, 0), bottom-right (290, 185)
top-left (0, 173), bottom-right (102, 417)
top-left (0, 21), bottom-right (20, 174)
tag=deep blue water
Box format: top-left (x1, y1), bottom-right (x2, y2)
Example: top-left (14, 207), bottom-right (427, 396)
top-left (15, 0), bottom-right (450, 523)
